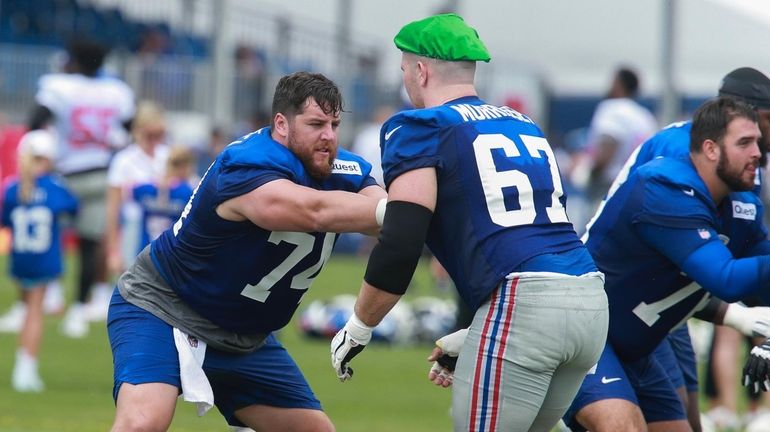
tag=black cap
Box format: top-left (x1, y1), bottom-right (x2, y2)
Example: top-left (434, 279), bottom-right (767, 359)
top-left (718, 67), bottom-right (770, 110)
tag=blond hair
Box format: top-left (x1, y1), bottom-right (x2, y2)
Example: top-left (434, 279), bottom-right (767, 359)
top-left (131, 100), bottom-right (166, 141)
top-left (157, 145), bottom-right (194, 207)
top-left (17, 151), bottom-right (36, 203)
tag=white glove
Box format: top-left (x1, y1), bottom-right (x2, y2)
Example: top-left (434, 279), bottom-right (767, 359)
top-left (428, 328), bottom-right (468, 388)
top-left (723, 303), bottom-right (770, 337)
top-left (331, 313), bottom-right (373, 382)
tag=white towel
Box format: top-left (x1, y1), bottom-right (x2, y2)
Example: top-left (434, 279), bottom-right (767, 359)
top-left (173, 327), bottom-right (214, 416)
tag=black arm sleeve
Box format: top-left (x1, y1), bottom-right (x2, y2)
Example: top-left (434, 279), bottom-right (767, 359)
top-left (364, 200), bottom-right (433, 295)
top-left (692, 296), bottom-right (727, 323)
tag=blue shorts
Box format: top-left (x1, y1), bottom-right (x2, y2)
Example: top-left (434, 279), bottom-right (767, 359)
top-left (107, 289), bottom-right (322, 427)
top-left (16, 276), bottom-right (55, 290)
top-left (667, 325), bottom-right (698, 392)
top-left (563, 342), bottom-right (686, 431)
top-left (653, 337), bottom-right (684, 390)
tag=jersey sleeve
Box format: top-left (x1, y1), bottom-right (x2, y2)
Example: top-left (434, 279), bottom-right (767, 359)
top-left (109, 78), bottom-right (136, 121)
top-left (635, 223), bottom-right (721, 267)
top-left (637, 223), bottom-right (770, 303)
top-left (35, 75), bottom-right (66, 113)
top-left (632, 174), bottom-right (714, 229)
top-left (589, 101), bottom-right (628, 142)
top-left (132, 183), bottom-right (154, 202)
top-left (212, 133), bottom-right (301, 205)
top-left (215, 165), bottom-right (289, 206)
top-left (0, 184), bottom-right (14, 227)
top-left (359, 176), bottom-right (378, 190)
top-left (624, 122), bottom-right (691, 180)
top-left (325, 148), bottom-right (379, 192)
top-left (53, 178), bottom-right (79, 215)
top-left (629, 137), bottom-right (663, 173)
top-left (380, 112), bottom-right (442, 188)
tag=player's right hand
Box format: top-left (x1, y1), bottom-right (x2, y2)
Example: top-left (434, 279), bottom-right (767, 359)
top-left (743, 338), bottom-right (770, 393)
top-left (428, 328), bottom-right (468, 388)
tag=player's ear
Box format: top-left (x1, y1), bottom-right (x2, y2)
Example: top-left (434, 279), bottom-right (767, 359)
top-left (702, 139), bottom-right (720, 161)
top-left (416, 60), bottom-right (428, 87)
top-left (273, 113), bottom-right (289, 139)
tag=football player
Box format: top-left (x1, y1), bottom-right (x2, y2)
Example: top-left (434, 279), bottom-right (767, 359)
top-left (28, 37), bottom-right (135, 338)
top-left (582, 67), bottom-right (770, 431)
top-left (108, 71), bottom-right (386, 431)
top-left (330, 14), bottom-right (609, 432)
top-left (564, 97), bottom-right (770, 431)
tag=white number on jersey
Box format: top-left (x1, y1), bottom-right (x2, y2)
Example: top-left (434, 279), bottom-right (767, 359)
top-left (473, 133), bottom-right (568, 227)
top-left (10, 206), bottom-right (54, 253)
top-left (632, 281), bottom-right (711, 328)
top-left (241, 232), bottom-right (336, 303)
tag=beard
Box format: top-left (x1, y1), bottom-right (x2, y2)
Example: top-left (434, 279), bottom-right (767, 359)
top-left (287, 128), bottom-right (336, 180)
top-left (716, 150), bottom-right (755, 192)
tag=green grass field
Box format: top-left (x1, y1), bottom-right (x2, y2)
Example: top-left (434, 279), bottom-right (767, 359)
top-left (0, 253), bottom-right (454, 431)
top-left (1, 251), bottom-right (758, 431)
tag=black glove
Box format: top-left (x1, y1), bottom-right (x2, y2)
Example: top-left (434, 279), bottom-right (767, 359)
top-left (436, 353), bottom-right (458, 371)
top-left (743, 338), bottom-right (770, 393)
top-left (428, 328), bottom-right (468, 387)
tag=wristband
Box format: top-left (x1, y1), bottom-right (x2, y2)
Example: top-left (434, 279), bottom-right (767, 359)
top-left (375, 198), bottom-right (387, 227)
top-left (724, 303), bottom-right (751, 336)
top-left (346, 313), bottom-right (374, 344)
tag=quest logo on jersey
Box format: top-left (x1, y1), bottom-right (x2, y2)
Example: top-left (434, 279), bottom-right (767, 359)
top-left (331, 160), bottom-right (362, 176)
top-left (732, 201), bottom-right (757, 221)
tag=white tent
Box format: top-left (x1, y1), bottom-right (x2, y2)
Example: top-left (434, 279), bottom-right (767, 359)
top-left (251, 0), bottom-right (770, 97)
top-left (94, 0), bottom-right (770, 125)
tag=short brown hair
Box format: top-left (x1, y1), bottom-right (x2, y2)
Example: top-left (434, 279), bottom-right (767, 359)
top-left (690, 96), bottom-right (758, 153)
top-left (271, 72), bottom-right (343, 128)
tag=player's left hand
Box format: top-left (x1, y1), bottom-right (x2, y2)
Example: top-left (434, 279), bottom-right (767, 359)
top-left (724, 303), bottom-right (770, 337)
top-left (331, 314), bottom-right (373, 382)
top-left (428, 328), bottom-right (468, 388)
top-left (743, 338), bottom-right (770, 393)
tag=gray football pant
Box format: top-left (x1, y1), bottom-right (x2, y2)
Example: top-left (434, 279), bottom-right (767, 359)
top-left (452, 272), bottom-right (609, 432)
top-left (64, 169), bottom-right (109, 240)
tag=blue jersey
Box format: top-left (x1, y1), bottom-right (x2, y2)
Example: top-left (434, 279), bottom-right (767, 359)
top-left (586, 156), bottom-right (769, 361)
top-left (626, 121), bottom-right (692, 173)
top-left (583, 122), bottom-right (695, 239)
top-left (380, 96), bottom-right (592, 310)
top-left (612, 121), bottom-right (760, 196)
top-left (151, 128), bottom-right (378, 334)
top-left (1, 174), bottom-right (78, 279)
top-left (132, 180), bottom-right (194, 252)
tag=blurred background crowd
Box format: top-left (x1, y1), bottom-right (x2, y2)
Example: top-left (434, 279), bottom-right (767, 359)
top-left (1, 0), bottom-right (769, 230)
